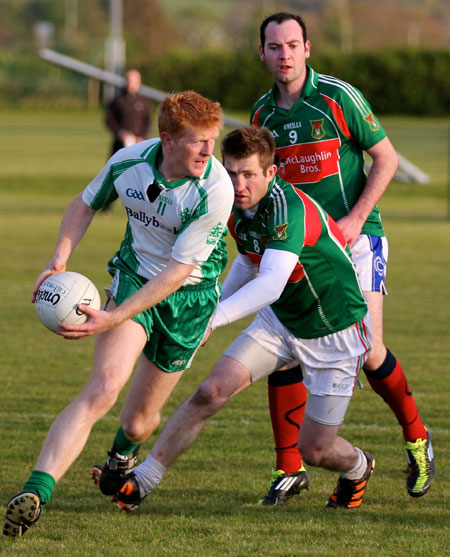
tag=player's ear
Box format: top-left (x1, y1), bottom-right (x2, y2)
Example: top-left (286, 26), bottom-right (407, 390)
top-left (160, 131), bottom-right (172, 149)
top-left (259, 44), bottom-right (265, 62)
top-left (267, 164), bottom-right (277, 181)
top-left (304, 40), bottom-right (311, 59)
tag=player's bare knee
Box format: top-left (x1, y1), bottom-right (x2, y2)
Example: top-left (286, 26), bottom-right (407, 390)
top-left (83, 378), bottom-right (121, 416)
top-left (120, 424), bottom-right (143, 443)
top-left (122, 412), bottom-right (160, 443)
top-left (190, 379), bottom-right (226, 414)
top-left (364, 342), bottom-right (387, 371)
top-left (299, 440), bottom-right (328, 467)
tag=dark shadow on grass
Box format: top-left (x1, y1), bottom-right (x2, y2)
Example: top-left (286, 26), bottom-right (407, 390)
top-left (48, 484), bottom-right (445, 530)
top-left (50, 487), bottom-right (312, 518)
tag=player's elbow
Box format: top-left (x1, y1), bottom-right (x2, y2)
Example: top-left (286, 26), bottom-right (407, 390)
top-left (263, 281), bottom-right (285, 306)
top-left (373, 138), bottom-right (399, 176)
top-left (390, 148), bottom-right (399, 174)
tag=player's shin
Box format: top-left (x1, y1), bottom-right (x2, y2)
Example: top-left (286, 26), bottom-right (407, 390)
top-left (93, 426), bottom-right (140, 496)
top-left (268, 365), bottom-right (307, 472)
top-left (363, 349), bottom-right (427, 442)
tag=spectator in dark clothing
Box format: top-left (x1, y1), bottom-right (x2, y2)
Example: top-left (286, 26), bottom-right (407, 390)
top-left (106, 69), bottom-right (151, 156)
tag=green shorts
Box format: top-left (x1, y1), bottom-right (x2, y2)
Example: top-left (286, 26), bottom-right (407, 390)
top-left (108, 261), bottom-right (220, 373)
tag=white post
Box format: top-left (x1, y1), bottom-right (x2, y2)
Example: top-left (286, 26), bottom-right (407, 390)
top-left (104, 0), bottom-right (125, 104)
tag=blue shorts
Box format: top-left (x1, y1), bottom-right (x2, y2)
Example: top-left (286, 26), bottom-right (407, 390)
top-left (351, 235), bottom-right (388, 294)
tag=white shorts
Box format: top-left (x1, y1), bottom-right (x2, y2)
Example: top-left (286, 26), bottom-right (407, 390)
top-left (224, 306), bottom-right (372, 397)
top-left (351, 235), bottom-right (388, 294)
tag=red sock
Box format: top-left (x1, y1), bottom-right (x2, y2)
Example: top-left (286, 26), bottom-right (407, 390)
top-left (268, 366), bottom-right (307, 473)
top-left (364, 349), bottom-right (427, 442)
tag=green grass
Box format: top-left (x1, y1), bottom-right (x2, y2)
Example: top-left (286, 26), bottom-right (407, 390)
top-left (0, 110), bottom-right (449, 556)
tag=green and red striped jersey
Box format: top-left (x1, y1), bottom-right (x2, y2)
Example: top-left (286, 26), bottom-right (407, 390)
top-left (228, 175), bottom-right (367, 338)
top-left (251, 66), bottom-right (387, 236)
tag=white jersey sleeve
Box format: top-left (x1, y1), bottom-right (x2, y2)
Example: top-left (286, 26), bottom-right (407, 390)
top-left (82, 141), bottom-right (150, 209)
top-left (212, 248), bottom-right (299, 328)
top-left (221, 253), bottom-right (258, 301)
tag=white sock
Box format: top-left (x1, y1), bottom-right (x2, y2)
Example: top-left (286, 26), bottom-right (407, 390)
top-left (341, 447), bottom-right (367, 480)
top-left (134, 454), bottom-right (167, 498)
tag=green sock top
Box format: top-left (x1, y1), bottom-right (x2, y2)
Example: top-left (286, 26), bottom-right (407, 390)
top-left (23, 470), bottom-right (56, 506)
top-left (113, 426), bottom-right (139, 455)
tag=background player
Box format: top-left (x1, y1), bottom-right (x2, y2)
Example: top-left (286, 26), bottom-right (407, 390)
top-left (102, 69), bottom-right (151, 213)
top-left (3, 91), bottom-right (234, 539)
top-left (251, 12), bottom-right (434, 505)
top-left (106, 68), bottom-right (151, 155)
top-left (105, 125), bottom-right (375, 513)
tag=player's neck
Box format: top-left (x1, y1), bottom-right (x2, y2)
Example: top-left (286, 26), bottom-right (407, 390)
top-left (275, 81), bottom-right (304, 110)
top-left (158, 151), bottom-right (189, 182)
top-left (159, 159), bottom-right (181, 182)
top-left (244, 204), bottom-right (259, 218)
top-left (275, 68), bottom-right (308, 110)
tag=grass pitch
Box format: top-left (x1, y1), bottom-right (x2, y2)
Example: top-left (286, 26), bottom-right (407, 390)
top-left (0, 110), bottom-right (449, 556)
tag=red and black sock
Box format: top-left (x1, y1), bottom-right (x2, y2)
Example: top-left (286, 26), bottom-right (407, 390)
top-left (364, 349), bottom-right (427, 442)
top-left (267, 365), bottom-right (307, 473)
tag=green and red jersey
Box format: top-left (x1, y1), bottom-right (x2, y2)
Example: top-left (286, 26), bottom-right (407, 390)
top-left (250, 65), bottom-right (387, 236)
top-left (228, 175), bottom-right (367, 339)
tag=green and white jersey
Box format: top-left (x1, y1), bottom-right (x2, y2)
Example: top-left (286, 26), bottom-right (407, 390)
top-left (82, 139), bottom-right (234, 285)
top-left (228, 175), bottom-right (367, 338)
top-left (251, 66), bottom-right (387, 236)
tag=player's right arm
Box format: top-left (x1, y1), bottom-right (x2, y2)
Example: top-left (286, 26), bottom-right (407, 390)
top-left (34, 150), bottom-right (124, 298)
top-left (32, 194), bottom-right (96, 301)
top-left (337, 136), bottom-right (398, 246)
top-left (212, 248), bottom-right (299, 329)
top-left (58, 256), bottom-right (197, 339)
top-left (330, 83), bottom-right (395, 245)
top-left (220, 253), bottom-right (258, 301)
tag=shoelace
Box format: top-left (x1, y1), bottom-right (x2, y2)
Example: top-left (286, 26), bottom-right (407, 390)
top-left (409, 439), bottom-right (428, 475)
top-left (269, 469), bottom-right (285, 486)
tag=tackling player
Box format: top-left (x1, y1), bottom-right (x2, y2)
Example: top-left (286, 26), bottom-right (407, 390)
top-left (3, 91), bottom-right (234, 538)
top-left (102, 125), bottom-right (375, 513)
top-left (251, 12), bottom-right (434, 506)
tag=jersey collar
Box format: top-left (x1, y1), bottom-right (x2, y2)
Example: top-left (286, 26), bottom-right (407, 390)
top-left (269, 65), bottom-right (319, 110)
top-left (263, 175), bottom-right (278, 202)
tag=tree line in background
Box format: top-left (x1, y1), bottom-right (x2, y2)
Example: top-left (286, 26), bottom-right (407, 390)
top-left (0, 0), bottom-right (449, 115)
top-left (2, 0), bottom-right (449, 58)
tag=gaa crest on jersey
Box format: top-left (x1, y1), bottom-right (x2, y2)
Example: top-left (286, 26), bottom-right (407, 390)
top-left (206, 222), bottom-right (225, 245)
top-left (180, 208), bottom-right (192, 224)
top-left (273, 223), bottom-right (288, 241)
top-left (364, 112), bottom-right (379, 131)
top-left (310, 119), bottom-right (325, 140)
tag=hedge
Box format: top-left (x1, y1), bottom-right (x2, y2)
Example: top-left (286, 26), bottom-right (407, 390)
top-left (1, 48), bottom-right (449, 115)
top-left (143, 48), bottom-right (450, 116)
top-left (0, 49), bottom-right (89, 109)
